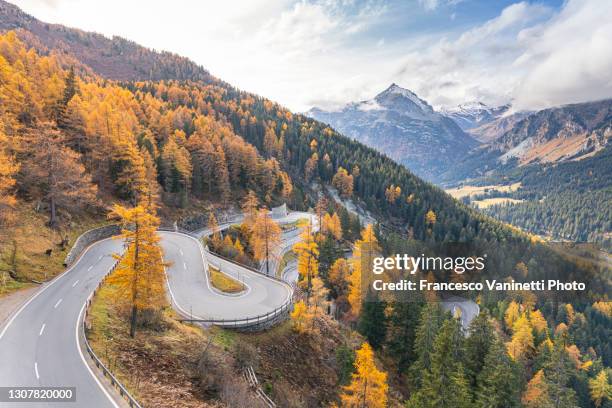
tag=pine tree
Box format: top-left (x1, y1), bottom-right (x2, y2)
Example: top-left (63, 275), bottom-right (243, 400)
top-left (410, 303), bottom-right (446, 387)
top-left (386, 299), bottom-right (423, 373)
top-left (340, 342), bottom-right (388, 408)
top-left (544, 341), bottom-right (578, 408)
top-left (358, 296), bottom-right (387, 350)
top-left (475, 335), bottom-right (521, 408)
top-left (410, 318), bottom-right (470, 408)
top-left (465, 311), bottom-right (495, 388)
top-left (107, 204), bottom-right (165, 338)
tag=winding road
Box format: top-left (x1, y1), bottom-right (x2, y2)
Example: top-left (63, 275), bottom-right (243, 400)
top-left (0, 210), bottom-right (310, 407)
top-left (0, 208), bottom-right (478, 407)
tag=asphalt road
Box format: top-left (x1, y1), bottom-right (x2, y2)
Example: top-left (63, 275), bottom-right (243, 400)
top-left (441, 295), bottom-right (480, 331)
top-left (0, 238), bottom-right (125, 408)
top-left (161, 231), bottom-right (292, 323)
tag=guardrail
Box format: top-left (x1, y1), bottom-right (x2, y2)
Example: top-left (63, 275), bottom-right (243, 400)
top-left (82, 257), bottom-right (143, 408)
top-left (179, 298), bottom-right (293, 329)
top-left (160, 218), bottom-right (296, 330)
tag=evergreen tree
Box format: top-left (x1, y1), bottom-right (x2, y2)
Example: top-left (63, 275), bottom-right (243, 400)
top-left (475, 335), bottom-right (521, 408)
top-left (357, 294), bottom-right (387, 350)
top-left (410, 303), bottom-right (446, 386)
top-left (465, 311), bottom-right (495, 388)
top-left (409, 318), bottom-right (470, 408)
top-left (386, 298), bottom-right (423, 373)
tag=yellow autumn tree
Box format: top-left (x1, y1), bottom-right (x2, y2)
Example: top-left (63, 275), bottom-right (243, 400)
top-left (589, 370), bottom-right (611, 407)
top-left (322, 212), bottom-right (342, 240)
top-left (251, 209), bottom-right (281, 276)
top-left (529, 309), bottom-right (548, 334)
top-left (332, 167), bottom-right (354, 198)
top-left (340, 342), bottom-right (388, 408)
top-left (241, 189), bottom-right (259, 233)
top-left (385, 185), bottom-right (401, 203)
top-left (207, 212), bottom-right (222, 249)
top-left (107, 204), bottom-right (165, 338)
top-left (507, 314), bottom-right (534, 361)
top-left (0, 125), bottom-right (18, 225)
top-left (290, 300), bottom-right (311, 333)
top-left (505, 300), bottom-right (521, 330)
top-left (425, 209), bottom-right (437, 225)
top-left (293, 221), bottom-right (319, 302)
top-left (329, 258), bottom-right (350, 299)
top-left (522, 370), bottom-right (553, 408)
top-left (348, 224), bottom-right (380, 316)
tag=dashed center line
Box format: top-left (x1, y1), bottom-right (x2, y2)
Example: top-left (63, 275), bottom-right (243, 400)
top-left (54, 299), bottom-right (63, 309)
top-left (183, 262), bottom-right (187, 270)
top-left (39, 324), bottom-right (45, 336)
top-left (179, 249), bottom-right (184, 256)
top-left (72, 280), bottom-right (79, 287)
top-left (87, 265), bottom-right (94, 271)
top-left (34, 362), bottom-right (40, 380)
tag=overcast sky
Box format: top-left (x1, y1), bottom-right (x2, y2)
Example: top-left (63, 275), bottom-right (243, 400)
top-left (10, 0), bottom-right (612, 112)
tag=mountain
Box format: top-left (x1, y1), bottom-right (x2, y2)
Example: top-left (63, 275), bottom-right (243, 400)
top-left (442, 101), bottom-right (508, 131)
top-left (441, 102), bottom-right (531, 143)
top-left (0, 0), bottom-right (214, 83)
top-left (494, 99), bottom-right (611, 165)
top-left (439, 98), bottom-right (612, 184)
top-left (307, 84), bottom-right (479, 182)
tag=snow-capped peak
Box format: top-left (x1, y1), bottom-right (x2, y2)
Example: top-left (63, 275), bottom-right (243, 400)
top-left (375, 83), bottom-right (434, 113)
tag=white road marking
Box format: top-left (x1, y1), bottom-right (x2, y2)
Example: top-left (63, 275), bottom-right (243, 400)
top-left (183, 262), bottom-right (187, 270)
top-left (39, 324), bottom-right (45, 336)
top-left (87, 265), bottom-right (94, 271)
top-left (76, 302), bottom-right (120, 408)
top-left (72, 280), bottom-right (79, 287)
top-left (179, 249), bottom-right (184, 256)
top-left (98, 256), bottom-right (103, 261)
top-left (54, 299), bottom-right (63, 309)
top-left (34, 362), bottom-right (39, 379)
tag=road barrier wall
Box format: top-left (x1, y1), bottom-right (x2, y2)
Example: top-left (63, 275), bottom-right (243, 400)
top-left (64, 225), bottom-right (121, 267)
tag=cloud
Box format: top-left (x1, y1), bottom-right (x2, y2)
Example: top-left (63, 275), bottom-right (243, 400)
top-left (10, 0), bottom-right (611, 113)
top-left (512, 0), bottom-right (612, 110)
top-left (391, 0), bottom-right (612, 111)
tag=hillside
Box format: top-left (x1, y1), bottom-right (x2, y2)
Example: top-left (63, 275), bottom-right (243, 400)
top-left (307, 84), bottom-right (479, 182)
top-left (0, 0), bottom-right (214, 83)
top-left (0, 3), bottom-right (610, 408)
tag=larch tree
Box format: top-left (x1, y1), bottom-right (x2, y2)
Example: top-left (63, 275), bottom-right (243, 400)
top-left (332, 167), bottom-right (354, 198)
top-left (107, 204), bottom-right (165, 338)
top-left (340, 342), bottom-right (388, 408)
top-left (293, 221), bottom-right (319, 303)
top-left (522, 370), bottom-right (554, 408)
top-left (329, 258), bottom-right (350, 300)
top-left (241, 190), bottom-right (259, 232)
top-left (589, 370), bottom-right (610, 407)
top-left (251, 209), bottom-right (281, 276)
top-left (0, 125), bottom-right (18, 225)
top-left (507, 313), bottom-right (535, 361)
top-left (22, 122), bottom-right (97, 227)
top-left (322, 212), bottom-right (343, 241)
top-left (348, 224), bottom-right (380, 316)
top-left (207, 212), bottom-right (222, 249)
